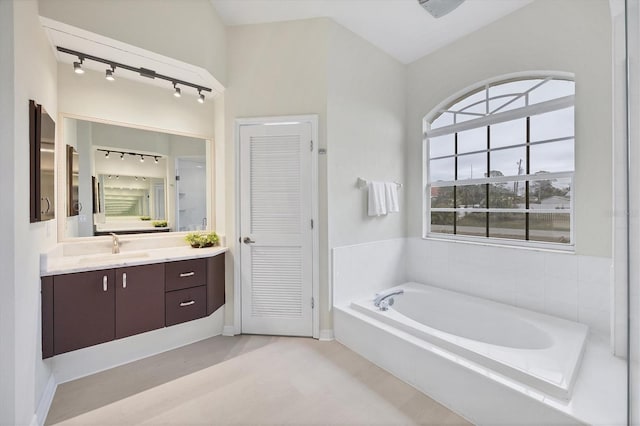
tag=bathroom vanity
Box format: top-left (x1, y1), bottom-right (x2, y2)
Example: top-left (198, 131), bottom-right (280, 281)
top-left (40, 241), bottom-right (225, 358)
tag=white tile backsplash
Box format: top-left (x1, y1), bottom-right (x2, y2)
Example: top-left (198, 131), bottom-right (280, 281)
top-left (332, 238), bottom-right (407, 306)
top-left (544, 252), bottom-right (578, 280)
top-left (332, 237), bottom-right (612, 337)
top-left (405, 238), bottom-right (611, 336)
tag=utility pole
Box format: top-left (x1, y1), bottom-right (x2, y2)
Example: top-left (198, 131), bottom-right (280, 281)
top-left (514, 158), bottom-right (523, 195)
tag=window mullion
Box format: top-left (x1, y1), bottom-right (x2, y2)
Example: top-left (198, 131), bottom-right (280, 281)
top-left (454, 132), bottom-right (458, 235)
top-left (486, 125), bottom-right (490, 238)
top-left (525, 116), bottom-right (531, 240)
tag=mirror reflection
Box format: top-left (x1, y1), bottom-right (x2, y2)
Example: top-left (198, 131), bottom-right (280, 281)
top-left (63, 118), bottom-right (209, 237)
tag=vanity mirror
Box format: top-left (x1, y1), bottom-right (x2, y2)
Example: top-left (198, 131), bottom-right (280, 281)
top-left (62, 117), bottom-right (211, 238)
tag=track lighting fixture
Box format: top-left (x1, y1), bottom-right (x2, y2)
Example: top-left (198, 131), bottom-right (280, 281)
top-left (58, 47), bottom-right (212, 102)
top-left (97, 149), bottom-right (162, 164)
top-left (105, 66), bottom-right (115, 81)
top-left (73, 58), bottom-right (84, 74)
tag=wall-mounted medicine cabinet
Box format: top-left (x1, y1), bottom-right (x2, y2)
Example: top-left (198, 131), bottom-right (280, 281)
top-left (29, 100), bottom-right (56, 223)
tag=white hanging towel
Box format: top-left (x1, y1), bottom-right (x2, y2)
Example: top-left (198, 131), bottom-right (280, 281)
top-left (368, 181), bottom-right (387, 216)
top-left (385, 182), bottom-right (399, 213)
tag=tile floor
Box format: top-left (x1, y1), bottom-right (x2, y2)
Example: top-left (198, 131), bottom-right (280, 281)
top-left (46, 335), bottom-right (470, 425)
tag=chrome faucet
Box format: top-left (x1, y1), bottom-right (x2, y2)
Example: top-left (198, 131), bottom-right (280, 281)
top-left (373, 289), bottom-right (404, 311)
top-left (110, 233), bottom-right (120, 254)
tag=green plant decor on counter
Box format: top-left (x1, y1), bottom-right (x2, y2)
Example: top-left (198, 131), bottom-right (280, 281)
top-left (185, 231), bottom-right (220, 248)
top-left (140, 216), bottom-right (151, 221)
top-left (152, 220), bottom-right (168, 227)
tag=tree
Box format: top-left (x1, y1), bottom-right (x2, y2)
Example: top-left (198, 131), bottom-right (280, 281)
top-left (530, 171), bottom-right (569, 203)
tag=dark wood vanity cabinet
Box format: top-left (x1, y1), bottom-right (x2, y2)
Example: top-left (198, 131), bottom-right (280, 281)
top-left (165, 258), bottom-right (208, 326)
top-left (206, 254), bottom-right (225, 315)
top-left (115, 263), bottom-right (165, 339)
top-left (165, 258), bottom-right (207, 292)
top-left (41, 253), bottom-right (225, 358)
top-left (51, 270), bottom-right (116, 356)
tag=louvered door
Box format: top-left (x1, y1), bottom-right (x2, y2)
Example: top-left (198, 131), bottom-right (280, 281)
top-left (240, 122), bottom-right (313, 336)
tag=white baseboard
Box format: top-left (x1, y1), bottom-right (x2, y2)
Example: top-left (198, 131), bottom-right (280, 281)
top-left (222, 325), bottom-right (236, 336)
top-left (319, 329), bottom-right (334, 341)
top-left (31, 374), bottom-right (57, 426)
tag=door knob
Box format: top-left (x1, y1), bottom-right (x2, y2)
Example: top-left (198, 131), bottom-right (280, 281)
top-left (243, 237), bottom-right (255, 244)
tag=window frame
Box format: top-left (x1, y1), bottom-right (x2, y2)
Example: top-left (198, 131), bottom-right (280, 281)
top-left (423, 74), bottom-right (575, 251)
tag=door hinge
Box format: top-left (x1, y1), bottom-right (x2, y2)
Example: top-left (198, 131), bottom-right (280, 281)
top-left (311, 297), bottom-right (315, 309)
top-left (311, 219), bottom-right (314, 229)
top-left (310, 140), bottom-right (313, 152)
top-left (175, 175), bottom-right (180, 181)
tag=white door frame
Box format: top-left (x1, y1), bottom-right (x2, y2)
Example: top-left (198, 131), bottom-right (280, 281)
top-left (234, 115), bottom-right (320, 339)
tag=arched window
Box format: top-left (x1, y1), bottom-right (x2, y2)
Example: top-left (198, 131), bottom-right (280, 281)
top-left (425, 76), bottom-right (575, 247)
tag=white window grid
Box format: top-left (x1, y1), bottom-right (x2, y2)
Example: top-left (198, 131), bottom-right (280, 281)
top-left (424, 77), bottom-right (575, 249)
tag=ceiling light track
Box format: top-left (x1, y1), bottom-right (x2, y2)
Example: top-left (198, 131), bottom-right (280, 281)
top-left (98, 149), bottom-right (161, 164)
top-left (57, 46), bottom-right (212, 101)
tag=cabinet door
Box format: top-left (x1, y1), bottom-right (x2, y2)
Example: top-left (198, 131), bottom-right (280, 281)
top-left (54, 270), bottom-right (115, 355)
top-left (115, 263), bottom-right (165, 339)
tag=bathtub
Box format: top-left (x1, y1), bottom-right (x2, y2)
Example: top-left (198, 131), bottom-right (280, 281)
top-left (349, 282), bottom-right (588, 400)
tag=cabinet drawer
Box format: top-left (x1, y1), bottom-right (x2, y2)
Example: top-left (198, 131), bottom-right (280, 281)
top-left (165, 258), bottom-right (206, 291)
top-left (165, 286), bottom-right (206, 326)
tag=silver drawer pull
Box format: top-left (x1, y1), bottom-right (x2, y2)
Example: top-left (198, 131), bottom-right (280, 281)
top-left (103, 275), bottom-right (108, 292)
top-left (179, 272), bottom-right (195, 278)
top-left (122, 273), bottom-right (127, 289)
top-left (179, 300), bottom-right (195, 307)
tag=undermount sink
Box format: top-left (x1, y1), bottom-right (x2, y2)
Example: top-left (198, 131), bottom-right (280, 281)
top-left (76, 251), bottom-right (150, 265)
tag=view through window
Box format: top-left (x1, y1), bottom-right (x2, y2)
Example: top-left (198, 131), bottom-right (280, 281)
top-left (426, 77), bottom-right (575, 246)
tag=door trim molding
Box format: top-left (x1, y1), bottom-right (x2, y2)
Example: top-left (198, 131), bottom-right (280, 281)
top-left (234, 115), bottom-right (320, 338)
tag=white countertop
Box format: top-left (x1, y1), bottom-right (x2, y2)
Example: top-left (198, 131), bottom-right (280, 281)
top-left (41, 243), bottom-right (227, 276)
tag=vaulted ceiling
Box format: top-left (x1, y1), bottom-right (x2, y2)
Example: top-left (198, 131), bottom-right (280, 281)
top-left (211, 0), bottom-right (533, 64)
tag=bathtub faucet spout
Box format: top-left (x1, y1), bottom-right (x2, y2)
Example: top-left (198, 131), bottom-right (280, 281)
top-left (374, 289), bottom-right (404, 311)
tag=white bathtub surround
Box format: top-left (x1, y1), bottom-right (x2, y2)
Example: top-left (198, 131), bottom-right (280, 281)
top-left (331, 238), bottom-right (407, 306)
top-left (351, 283), bottom-right (587, 400)
top-left (405, 238), bottom-right (612, 336)
top-left (332, 238), bottom-right (622, 425)
top-left (334, 306), bottom-right (624, 426)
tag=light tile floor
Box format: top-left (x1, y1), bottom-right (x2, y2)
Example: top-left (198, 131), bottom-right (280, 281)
top-left (46, 335), bottom-right (471, 425)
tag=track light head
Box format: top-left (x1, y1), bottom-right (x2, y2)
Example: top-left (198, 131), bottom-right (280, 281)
top-left (120, 152), bottom-right (125, 160)
top-left (154, 156), bottom-right (159, 164)
top-left (173, 83), bottom-right (181, 98)
top-left (105, 151), bottom-right (110, 158)
top-left (73, 58), bottom-right (84, 74)
top-left (105, 66), bottom-right (115, 81)
top-left (139, 155), bottom-right (145, 163)
top-left (198, 90), bottom-right (205, 104)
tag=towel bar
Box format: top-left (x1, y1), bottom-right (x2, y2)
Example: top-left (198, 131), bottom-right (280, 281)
top-left (356, 177), bottom-right (403, 189)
